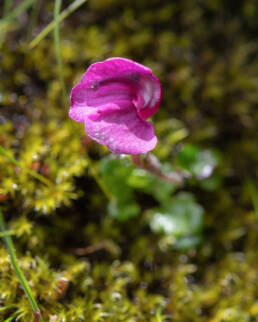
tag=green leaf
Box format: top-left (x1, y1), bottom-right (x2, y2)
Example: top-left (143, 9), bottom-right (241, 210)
top-left (177, 144), bottom-right (220, 179)
top-left (108, 199), bottom-right (140, 222)
top-left (100, 157), bottom-right (140, 221)
top-left (100, 157), bottom-right (134, 203)
top-left (127, 168), bottom-right (151, 189)
top-left (174, 235), bottom-right (203, 250)
top-left (199, 174), bottom-right (222, 191)
top-left (127, 163), bottom-right (177, 203)
top-left (150, 193), bottom-right (204, 238)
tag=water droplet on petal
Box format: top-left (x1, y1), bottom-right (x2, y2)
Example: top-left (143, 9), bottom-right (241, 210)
top-left (90, 81), bottom-right (99, 90)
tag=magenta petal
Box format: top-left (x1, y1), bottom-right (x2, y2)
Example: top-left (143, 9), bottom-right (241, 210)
top-left (69, 57), bottom-right (162, 154)
top-left (133, 73), bottom-right (162, 120)
top-left (80, 57), bottom-right (162, 120)
top-left (69, 84), bottom-right (90, 122)
top-left (84, 103), bottom-right (157, 154)
top-left (80, 57), bottom-right (152, 86)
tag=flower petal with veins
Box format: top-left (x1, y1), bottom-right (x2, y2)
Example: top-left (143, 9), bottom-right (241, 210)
top-left (84, 102), bottom-right (157, 154)
top-left (69, 57), bottom-right (162, 154)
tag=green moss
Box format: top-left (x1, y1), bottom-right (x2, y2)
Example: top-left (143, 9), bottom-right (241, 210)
top-left (0, 0), bottom-right (258, 320)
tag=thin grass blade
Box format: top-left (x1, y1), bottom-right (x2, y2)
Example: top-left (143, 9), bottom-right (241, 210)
top-left (0, 305), bottom-right (16, 313)
top-left (0, 208), bottom-right (44, 321)
top-left (0, 146), bottom-right (53, 187)
top-left (29, 0), bottom-right (88, 48)
top-left (54, 0), bottom-right (66, 101)
top-left (3, 0), bottom-right (13, 17)
top-left (0, 0), bottom-right (36, 31)
top-left (26, 0), bottom-right (42, 41)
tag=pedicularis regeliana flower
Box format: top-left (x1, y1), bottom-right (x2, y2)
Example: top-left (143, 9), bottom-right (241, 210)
top-left (69, 58), bottom-right (162, 154)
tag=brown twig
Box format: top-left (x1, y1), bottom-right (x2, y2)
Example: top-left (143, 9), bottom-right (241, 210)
top-left (74, 241), bottom-right (110, 256)
top-left (131, 153), bottom-right (189, 186)
top-left (73, 240), bottom-right (120, 256)
top-left (35, 309), bottom-right (41, 322)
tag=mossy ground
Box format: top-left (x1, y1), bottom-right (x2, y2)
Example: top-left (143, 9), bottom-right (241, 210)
top-left (0, 0), bottom-right (258, 321)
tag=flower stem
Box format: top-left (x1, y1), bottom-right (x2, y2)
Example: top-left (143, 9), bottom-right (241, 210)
top-left (131, 153), bottom-right (188, 186)
top-left (0, 208), bottom-right (44, 321)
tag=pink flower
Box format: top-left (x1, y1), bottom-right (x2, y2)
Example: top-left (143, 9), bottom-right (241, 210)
top-left (69, 58), bottom-right (162, 154)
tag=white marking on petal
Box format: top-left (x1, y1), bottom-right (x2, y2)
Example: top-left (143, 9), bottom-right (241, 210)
top-left (139, 75), bottom-right (161, 110)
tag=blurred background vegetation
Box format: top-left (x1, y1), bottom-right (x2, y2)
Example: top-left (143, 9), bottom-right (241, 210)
top-left (0, 0), bottom-right (258, 321)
